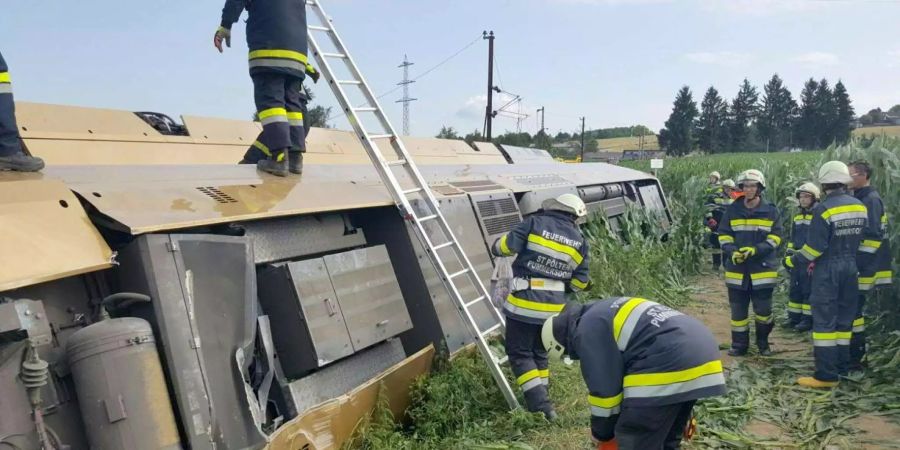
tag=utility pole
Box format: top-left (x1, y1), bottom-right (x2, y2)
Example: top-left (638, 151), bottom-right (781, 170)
top-left (483, 31), bottom-right (496, 141)
top-left (396, 54), bottom-right (417, 136)
top-left (580, 117), bottom-right (586, 162)
top-left (536, 107), bottom-right (545, 135)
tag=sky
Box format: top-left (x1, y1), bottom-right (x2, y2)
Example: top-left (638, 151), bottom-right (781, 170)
top-left (1, 0), bottom-right (899, 138)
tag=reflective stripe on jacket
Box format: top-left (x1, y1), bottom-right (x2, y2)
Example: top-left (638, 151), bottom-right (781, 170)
top-left (854, 186), bottom-right (892, 290)
top-left (717, 197), bottom-right (783, 291)
top-left (790, 189), bottom-right (867, 270)
top-left (220, 0), bottom-right (309, 78)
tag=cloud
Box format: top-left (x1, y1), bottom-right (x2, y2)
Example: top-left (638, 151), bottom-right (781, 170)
top-left (700, 0), bottom-right (826, 16)
top-left (683, 51), bottom-right (753, 67)
top-left (792, 52), bottom-right (840, 66)
top-left (457, 95), bottom-right (487, 120)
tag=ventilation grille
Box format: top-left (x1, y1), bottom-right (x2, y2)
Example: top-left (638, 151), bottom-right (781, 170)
top-left (483, 215), bottom-right (522, 236)
top-left (197, 186), bottom-right (238, 204)
top-left (472, 195), bottom-right (522, 240)
top-left (450, 179), bottom-right (504, 193)
top-left (477, 197), bottom-right (518, 217)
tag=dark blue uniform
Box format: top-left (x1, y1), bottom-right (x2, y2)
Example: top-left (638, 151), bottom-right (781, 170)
top-left (789, 189), bottom-right (867, 381)
top-left (717, 197), bottom-right (783, 353)
top-left (851, 186), bottom-right (892, 367)
top-left (0, 51), bottom-right (22, 157)
top-left (787, 207), bottom-right (815, 326)
top-left (220, 0), bottom-right (317, 163)
top-left (555, 298), bottom-right (725, 448)
top-left (704, 186), bottom-right (731, 269)
top-left (491, 210), bottom-right (589, 414)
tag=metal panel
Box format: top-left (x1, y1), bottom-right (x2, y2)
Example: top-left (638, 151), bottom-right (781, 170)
top-left (517, 185), bottom-right (580, 216)
top-left (498, 145), bottom-right (555, 164)
top-left (323, 246), bottom-right (412, 351)
top-left (468, 190), bottom-right (523, 249)
top-left (240, 214), bottom-right (366, 264)
top-left (286, 260), bottom-right (355, 366)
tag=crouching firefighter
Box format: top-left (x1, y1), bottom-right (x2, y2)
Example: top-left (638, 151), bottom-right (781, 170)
top-left (214, 0), bottom-right (320, 177)
top-left (718, 169), bottom-right (783, 356)
top-left (786, 182), bottom-right (820, 331)
top-left (490, 194), bottom-right (591, 420)
top-left (542, 298), bottom-right (726, 450)
top-left (785, 161), bottom-right (867, 388)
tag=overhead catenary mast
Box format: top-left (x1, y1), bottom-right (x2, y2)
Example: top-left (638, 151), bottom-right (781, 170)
top-left (396, 55), bottom-right (417, 136)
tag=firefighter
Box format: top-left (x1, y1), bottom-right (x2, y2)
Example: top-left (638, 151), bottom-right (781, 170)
top-left (0, 51), bottom-right (45, 172)
top-left (491, 194), bottom-right (591, 420)
top-left (848, 160), bottom-right (892, 371)
top-left (785, 161), bottom-right (867, 388)
top-left (214, 0), bottom-right (320, 177)
top-left (717, 169), bottom-right (782, 357)
top-left (707, 171), bottom-right (722, 192)
top-left (542, 298), bottom-right (726, 450)
top-left (786, 182), bottom-right (820, 331)
top-left (704, 176), bottom-right (731, 271)
top-left (721, 179), bottom-right (737, 200)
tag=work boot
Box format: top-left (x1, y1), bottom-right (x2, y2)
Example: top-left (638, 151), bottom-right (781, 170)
top-left (257, 154), bottom-right (288, 177)
top-left (727, 347), bottom-right (747, 357)
top-left (797, 376), bottom-right (838, 388)
top-left (288, 151), bottom-right (303, 174)
top-left (0, 153), bottom-right (45, 172)
top-left (757, 346), bottom-right (774, 357)
top-left (543, 409), bottom-right (558, 422)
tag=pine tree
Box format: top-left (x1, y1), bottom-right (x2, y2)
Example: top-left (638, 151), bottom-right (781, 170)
top-left (757, 74), bottom-right (798, 151)
top-left (813, 79), bottom-right (836, 147)
top-left (832, 80), bottom-right (855, 144)
top-left (696, 86), bottom-right (729, 153)
top-left (728, 79), bottom-right (759, 151)
top-left (660, 86), bottom-right (699, 156)
top-left (796, 78), bottom-right (819, 149)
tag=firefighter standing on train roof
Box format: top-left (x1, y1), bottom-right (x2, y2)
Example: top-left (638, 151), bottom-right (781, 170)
top-left (848, 160), bottom-right (892, 371)
top-left (786, 182), bottom-right (820, 332)
top-left (542, 299), bottom-right (726, 450)
top-left (785, 161), bottom-right (867, 388)
top-left (0, 50), bottom-right (45, 172)
top-left (717, 169), bottom-right (783, 357)
top-left (214, 0), bottom-right (320, 177)
top-left (490, 194), bottom-right (591, 420)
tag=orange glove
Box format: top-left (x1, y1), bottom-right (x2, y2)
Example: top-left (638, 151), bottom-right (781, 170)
top-left (596, 439), bottom-right (618, 450)
top-left (684, 416), bottom-right (698, 440)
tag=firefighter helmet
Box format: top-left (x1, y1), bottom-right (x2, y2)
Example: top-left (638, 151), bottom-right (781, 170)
top-left (543, 193), bottom-right (587, 218)
top-left (818, 160), bottom-right (852, 185)
top-left (795, 182), bottom-right (821, 200)
top-left (709, 171), bottom-right (721, 181)
top-left (737, 169), bottom-right (766, 190)
top-left (541, 314), bottom-right (566, 360)
top-left (722, 179), bottom-right (736, 188)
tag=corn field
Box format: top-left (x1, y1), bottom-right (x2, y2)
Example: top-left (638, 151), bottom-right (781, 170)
top-left (350, 138), bottom-right (900, 449)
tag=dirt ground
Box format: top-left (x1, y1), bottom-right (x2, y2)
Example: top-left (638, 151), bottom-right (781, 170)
top-left (683, 273), bottom-right (900, 448)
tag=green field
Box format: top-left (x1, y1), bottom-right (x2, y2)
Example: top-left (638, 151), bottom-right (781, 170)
top-left (596, 135), bottom-right (660, 152)
top-left (351, 138), bottom-right (900, 449)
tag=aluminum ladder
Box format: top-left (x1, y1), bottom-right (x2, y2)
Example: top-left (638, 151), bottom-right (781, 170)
top-left (305, 0), bottom-right (519, 409)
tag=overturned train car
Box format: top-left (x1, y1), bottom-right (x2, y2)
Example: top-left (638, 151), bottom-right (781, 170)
top-left (0, 103), bottom-right (671, 450)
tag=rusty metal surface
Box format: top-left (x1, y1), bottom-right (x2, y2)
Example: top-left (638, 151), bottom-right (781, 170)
top-left (0, 175), bottom-right (113, 291)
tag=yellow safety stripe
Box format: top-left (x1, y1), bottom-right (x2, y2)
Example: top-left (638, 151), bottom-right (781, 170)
top-left (785, 257), bottom-right (794, 268)
top-left (506, 294), bottom-right (565, 313)
top-left (731, 318), bottom-right (750, 326)
top-left (800, 244), bottom-right (822, 259)
top-left (516, 369), bottom-right (541, 386)
top-left (527, 234), bottom-right (583, 265)
top-left (813, 332), bottom-right (837, 340)
top-left (875, 270), bottom-right (893, 283)
top-left (725, 272), bottom-right (743, 280)
top-left (787, 301), bottom-right (802, 308)
top-left (793, 214), bottom-right (813, 221)
top-left (787, 242), bottom-right (795, 249)
top-left (767, 234), bottom-right (782, 247)
top-left (853, 318), bottom-right (865, 327)
top-left (588, 392), bottom-right (624, 408)
top-left (836, 331), bottom-right (852, 339)
top-left (731, 218), bottom-right (775, 227)
top-left (248, 49), bottom-right (309, 63)
top-left (258, 107), bottom-right (288, 120)
top-left (538, 369), bottom-right (550, 378)
top-left (286, 111), bottom-right (304, 121)
top-left (612, 298), bottom-right (649, 342)
top-left (623, 360), bottom-right (723, 388)
top-left (860, 239), bottom-right (882, 249)
top-left (821, 204), bottom-right (867, 219)
top-left (882, 214), bottom-right (888, 224)
top-left (571, 278), bottom-right (588, 290)
top-left (750, 272), bottom-right (778, 280)
top-left (718, 235), bottom-right (735, 244)
top-left (499, 235), bottom-right (512, 256)
top-left (801, 304), bottom-right (811, 310)
top-left (0, 72), bottom-right (10, 83)
top-left (252, 140), bottom-right (272, 156)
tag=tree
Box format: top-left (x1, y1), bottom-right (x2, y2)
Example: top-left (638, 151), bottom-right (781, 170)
top-left (304, 89), bottom-right (332, 128)
top-left (796, 78), bottom-right (819, 149)
top-left (585, 137), bottom-right (599, 153)
top-left (890, 104), bottom-right (900, 115)
top-left (533, 130), bottom-right (552, 150)
top-left (832, 80), bottom-right (854, 144)
top-left (494, 131), bottom-right (533, 147)
top-left (696, 86), bottom-right (729, 153)
top-left (436, 126), bottom-right (461, 140)
top-left (463, 129), bottom-right (484, 145)
top-left (757, 74), bottom-right (797, 151)
top-left (659, 86), bottom-right (699, 156)
top-left (554, 131), bottom-right (572, 141)
top-left (728, 78), bottom-right (759, 151)
top-left (813, 79), bottom-right (836, 147)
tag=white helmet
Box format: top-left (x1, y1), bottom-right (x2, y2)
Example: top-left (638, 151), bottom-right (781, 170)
top-left (543, 193), bottom-right (587, 218)
top-left (795, 182), bottom-right (821, 200)
top-left (737, 169), bottom-right (766, 190)
top-left (722, 179), bottom-right (736, 188)
top-left (818, 161), bottom-right (852, 185)
top-left (541, 314), bottom-right (566, 360)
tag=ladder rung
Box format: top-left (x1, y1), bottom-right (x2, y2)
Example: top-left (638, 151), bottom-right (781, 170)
top-left (337, 80), bottom-right (362, 85)
top-left (483, 322), bottom-right (502, 335)
top-left (416, 214), bottom-right (438, 222)
top-left (433, 241), bottom-right (455, 251)
top-left (354, 107), bottom-right (378, 112)
top-left (448, 268), bottom-right (470, 279)
top-left (496, 355), bottom-right (509, 365)
top-left (309, 25), bottom-right (331, 32)
top-left (402, 187), bottom-right (423, 195)
top-left (322, 52), bottom-right (347, 59)
top-left (386, 159), bottom-right (407, 167)
top-left (464, 296), bottom-right (486, 308)
top-left (368, 134), bottom-right (393, 139)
